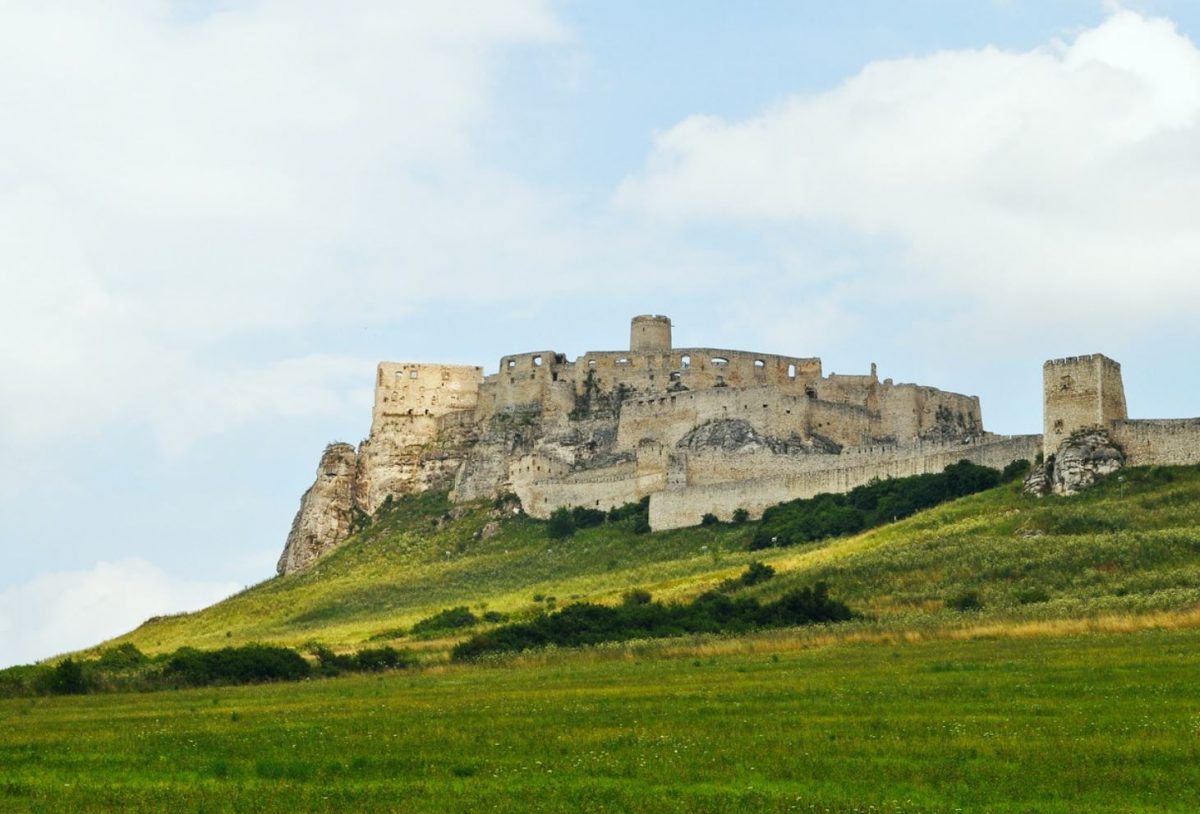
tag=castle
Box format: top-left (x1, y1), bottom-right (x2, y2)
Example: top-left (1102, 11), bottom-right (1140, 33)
top-left (277, 318), bottom-right (1200, 575)
top-left (279, 316), bottom-right (1041, 573)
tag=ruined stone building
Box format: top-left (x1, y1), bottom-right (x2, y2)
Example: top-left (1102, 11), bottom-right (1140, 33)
top-left (278, 315), bottom-right (1043, 574)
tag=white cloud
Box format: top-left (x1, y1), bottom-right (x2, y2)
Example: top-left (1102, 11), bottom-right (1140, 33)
top-left (0, 558), bottom-right (239, 668)
top-left (616, 11), bottom-right (1200, 341)
top-left (0, 0), bottom-right (573, 452)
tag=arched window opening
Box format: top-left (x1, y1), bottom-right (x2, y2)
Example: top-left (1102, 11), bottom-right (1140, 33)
top-left (787, 364), bottom-right (796, 379)
top-left (680, 355), bottom-right (691, 369)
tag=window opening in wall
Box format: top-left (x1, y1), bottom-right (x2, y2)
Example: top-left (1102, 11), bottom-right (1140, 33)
top-left (441, 370), bottom-right (451, 381)
top-left (616, 357), bottom-right (630, 366)
top-left (507, 359), bottom-right (516, 369)
top-left (680, 355), bottom-right (691, 369)
top-left (754, 359), bottom-right (765, 369)
top-left (533, 355), bottom-right (543, 366)
top-left (787, 364), bottom-right (796, 379)
top-left (669, 372), bottom-right (681, 381)
top-left (1054, 419), bottom-right (1064, 431)
top-left (805, 386), bottom-right (817, 399)
top-left (711, 357), bottom-right (728, 366)
top-left (410, 370), bottom-right (418, 379)
top-left (588, 360), bottom-right (596, 368)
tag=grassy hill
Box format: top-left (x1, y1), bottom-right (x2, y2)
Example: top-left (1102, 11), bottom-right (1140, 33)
top-left (10, 464), bottom-right (1200, 812)
top-left (108, 463), bottom-right (1200, 659)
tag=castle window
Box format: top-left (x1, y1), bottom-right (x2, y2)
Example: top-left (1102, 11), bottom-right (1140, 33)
top-left (410, 371), bottom-right (418, 379)
top-left (507, 359), bottom-right (516, 369)
top-left (711, 357), bottom-right (729, 366)
top-left (1054, 419), bottom-right (1064, 432)
top-left (680, 355), bottom-right (691, 369)
top-left (805, 386), bottom-right (817, 399)
top-left (533, 355), bottom-right (543, 366)
top-left (1060, 374), bottom-right (1073, 391)
top-left (669, 372), bottom-right (681, 382)
top-left (588, 360), bottom-right (596, 368)
top-left (787, 364), bottom-right (796, 379)
top-left (616, 357), bottom-right (630, 366)
top-left (754, 359), bottom-right (765, 369)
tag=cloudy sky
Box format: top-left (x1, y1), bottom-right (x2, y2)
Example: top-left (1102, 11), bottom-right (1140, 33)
top-left (3, 0), bottom-right (1199, 667)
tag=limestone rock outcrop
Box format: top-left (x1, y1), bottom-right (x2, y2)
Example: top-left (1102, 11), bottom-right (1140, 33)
top-left (1023, 429), bottom-right (1125, 497)
top-left (276, 443), bottom-right (359, 576)
top-left (1052, 430), bottom-right (1125, 495)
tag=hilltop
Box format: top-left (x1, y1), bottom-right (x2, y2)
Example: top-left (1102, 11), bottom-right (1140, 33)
top-left (107, 462), bottom-right (1200, 660)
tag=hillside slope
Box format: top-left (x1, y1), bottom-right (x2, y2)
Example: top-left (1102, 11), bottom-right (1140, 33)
top-left (111, 465), bottom-right (1200, 657)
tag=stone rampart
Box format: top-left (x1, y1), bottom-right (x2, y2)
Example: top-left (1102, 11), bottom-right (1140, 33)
top-left (648, 435), bottom-right (1042, 530)
top-left (1111, 419), bottom-right (1200, 467)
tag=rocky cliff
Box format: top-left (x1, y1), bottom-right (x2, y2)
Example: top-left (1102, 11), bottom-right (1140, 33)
top-left (276, 443), bottom-right (360, 575)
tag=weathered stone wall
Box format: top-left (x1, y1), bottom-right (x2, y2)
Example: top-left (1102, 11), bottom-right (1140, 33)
top-left (1111, 419), bottom-right (1200, 466)
top-left (648, 435), bottom-right (1042, 530)
top-left (1043, 355), bottom-right (1127, 457)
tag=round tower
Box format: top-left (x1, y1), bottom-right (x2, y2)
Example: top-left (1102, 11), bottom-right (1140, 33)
top-left (630, 314), bottom-right (672, 353)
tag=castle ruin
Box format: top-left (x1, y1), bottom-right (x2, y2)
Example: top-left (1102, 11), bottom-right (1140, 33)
top-left (278, 316), bottom-right (1043, 574)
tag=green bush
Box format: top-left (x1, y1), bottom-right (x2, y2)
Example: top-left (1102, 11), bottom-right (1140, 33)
top-left (410, 606), bottom-right (479, 635)
top-left (547, 507), bottom-right (575, 539)
top-left (700, 513), bottom-right (719, 527)
top-left (452, 582), bottom-right (852, 660)
top-left (732, 508), bottom-right (750, 524)
top-left (164, 645), bottom-right (310, 686)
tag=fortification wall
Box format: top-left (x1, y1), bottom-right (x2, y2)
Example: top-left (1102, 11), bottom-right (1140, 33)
top-left (615, 386), bottom-right (878, 450)
top-left (1043, 355), bottom-right (1127, 456)
top-left (1111, 419), bottom-right (1200, 467)
top-left (372, 362), bottom-right (482, 439)
top-left (577, 348), bottom-right (821, 400)
top-left (878, 384), bottom-right (983, 442)
top-left (518, 462), bottom-right (651, 517)
top-left (477, 351), bottom-right (575, 419)
top-left (648, 435), bottom-right (1042, 530)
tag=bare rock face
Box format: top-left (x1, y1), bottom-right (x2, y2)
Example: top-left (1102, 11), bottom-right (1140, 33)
top-left (1052, 430), bottom-right (1125, 495)
top-left (276, 443), bottom-right (359, 576)
top-left (1023, 429), bottom-right (1125, 497)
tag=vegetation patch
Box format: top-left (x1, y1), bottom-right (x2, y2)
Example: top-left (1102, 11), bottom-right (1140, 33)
top-left (750, 459), bottom-right (1007, 549)
top-left (452, 582), bottom-right (851, 659)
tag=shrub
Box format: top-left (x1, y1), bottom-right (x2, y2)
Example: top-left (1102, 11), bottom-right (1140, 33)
top-left (700, 513), bottom-right (720, 527)
top-left (452, 582), bottom-right (852, 660)
top-left (547, 507), bottom-right (575, 539)
top-left (622, 588), bottom-right (652, 606)
top-left (1002, 459), bottom-right (1033, 482)
top-left (731, 508), bottom-right (750, 524)
top-left (718, 561), bottom-right (776, 592)
top-left (48, 659), bottom-right (89, 695)
top-left (946, 590), bottom-right (982, 612)
top-left (571, 506), bottom-right (606, 529)
top-left (411, 606), bottom-right (479, 635)
top-left (95, 643), bottom-right (147, 671)
top-left (164, 645), bottom-right (310, 686)
top-left (632, 516), bottom-right (651, 535)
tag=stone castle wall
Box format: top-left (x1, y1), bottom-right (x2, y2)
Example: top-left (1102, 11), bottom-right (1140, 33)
top-left (649, 434), bottom-right (1043, 530)
top-left (1112, 419), bottom-right (1200, 467)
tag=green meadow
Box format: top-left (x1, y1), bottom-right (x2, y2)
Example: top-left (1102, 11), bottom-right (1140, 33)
top-left (4, 630), bottom-right (1199, 813)
top-left (10, 464), bottom-right (1200, 811)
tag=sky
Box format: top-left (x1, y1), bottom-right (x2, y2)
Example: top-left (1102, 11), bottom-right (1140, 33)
top-left (3, 0), bottom-right (1200, 667)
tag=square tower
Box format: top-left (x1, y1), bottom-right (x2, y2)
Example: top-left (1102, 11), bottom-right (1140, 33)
top-left (1043, 354), bottom-right (1127, 457)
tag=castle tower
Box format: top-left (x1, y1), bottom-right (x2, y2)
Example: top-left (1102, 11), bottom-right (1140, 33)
top-left (1043, 354), bottom-right (1127, 457)
top-left (371, 362), bottom-right (483, 441)
top-left (630, 314), bottom-right (672, 353)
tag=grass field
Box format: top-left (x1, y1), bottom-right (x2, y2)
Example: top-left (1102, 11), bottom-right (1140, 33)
top-left (5, 628), bottom-right (1200, 812)
top-left (107, 465), bottom-right (1200, 661)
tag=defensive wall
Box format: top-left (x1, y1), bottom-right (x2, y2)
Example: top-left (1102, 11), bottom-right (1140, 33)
top-left (648, 434), bottom-right (1043, 530)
